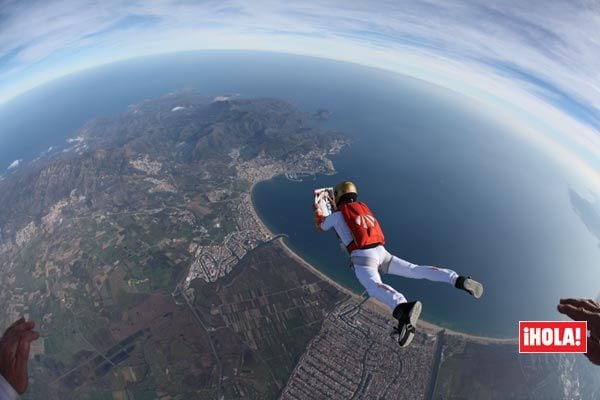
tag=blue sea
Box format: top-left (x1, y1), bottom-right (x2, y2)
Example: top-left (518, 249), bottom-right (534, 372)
top-left (1, 51), bottom-right (598, 337)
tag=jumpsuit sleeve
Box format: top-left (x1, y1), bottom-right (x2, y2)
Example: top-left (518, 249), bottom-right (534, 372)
top-left (0, 374), bottom-right (19, 400)
top-left (319, 212), bottom-right (337, 231)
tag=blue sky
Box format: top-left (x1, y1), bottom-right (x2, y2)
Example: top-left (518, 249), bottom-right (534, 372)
top-left (0, 0), bottom-right (598, 187)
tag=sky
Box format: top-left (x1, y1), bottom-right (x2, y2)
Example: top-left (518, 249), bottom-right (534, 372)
top-left (0, 0), bottom-right (598, 188)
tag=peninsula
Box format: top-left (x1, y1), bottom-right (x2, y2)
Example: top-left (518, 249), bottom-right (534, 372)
top-left (0, 91), bottom-right (576, 400)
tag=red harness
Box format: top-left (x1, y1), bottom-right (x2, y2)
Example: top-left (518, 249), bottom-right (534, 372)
top-left (338, 201), bottom-right (385, 252)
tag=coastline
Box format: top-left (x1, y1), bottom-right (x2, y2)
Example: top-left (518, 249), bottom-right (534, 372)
top-left (249, 180), bottom-right (518, 345)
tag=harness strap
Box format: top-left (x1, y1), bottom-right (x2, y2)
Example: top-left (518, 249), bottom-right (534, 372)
top-left (380, 250), bottom-right (393, 274)
top-left (350, 249), bottom-right (393, 273)
top-left (350, 255), bottom-right (380, 268)
top-left (346, 241), bottom-right (380, 252)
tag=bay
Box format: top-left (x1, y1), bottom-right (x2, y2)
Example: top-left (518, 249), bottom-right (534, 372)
top-left (1, 50), bottom-right (598, 337)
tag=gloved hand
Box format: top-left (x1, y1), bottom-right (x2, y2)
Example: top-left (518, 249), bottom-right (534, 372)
top-left (314, 209), bottom-right (325, 231)
top-left (558, 298), bottom-right (600, 365)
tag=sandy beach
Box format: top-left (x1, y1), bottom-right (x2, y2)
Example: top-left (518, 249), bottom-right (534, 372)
top-left (249, 181), bottom-right (518, 345)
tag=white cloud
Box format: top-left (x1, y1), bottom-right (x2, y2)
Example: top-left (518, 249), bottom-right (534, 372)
top-left (66, 136), bottom-right (84, 143)
top-left (213, 95), bottom-right (237, 102)
top-left (0, 0), bottom-right (598, 188)
top-left (1, 1), bottom-right (598, 115)
top-left (7, 159), bottom-right (22, 170)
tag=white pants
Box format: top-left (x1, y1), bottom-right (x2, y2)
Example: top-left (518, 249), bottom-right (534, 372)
top-left (351, 245), bottom-right (458, 310)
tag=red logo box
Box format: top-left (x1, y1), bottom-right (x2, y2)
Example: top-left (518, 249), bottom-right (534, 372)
top-left (519, 321), bottom-right (587, 353)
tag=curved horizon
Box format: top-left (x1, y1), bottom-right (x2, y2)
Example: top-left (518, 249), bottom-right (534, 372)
top-left (0, 1), bottom-right (598, 193)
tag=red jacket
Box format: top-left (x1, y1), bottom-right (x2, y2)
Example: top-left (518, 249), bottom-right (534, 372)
top-left (338, 201), bottom-right (385, 252)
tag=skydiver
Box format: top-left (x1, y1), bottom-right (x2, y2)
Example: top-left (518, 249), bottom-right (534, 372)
top-left (314, 181), bottom-right (483, 347)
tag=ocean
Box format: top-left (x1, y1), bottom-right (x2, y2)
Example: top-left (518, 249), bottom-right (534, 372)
top-left (1, 51), bottom-right (598, 337)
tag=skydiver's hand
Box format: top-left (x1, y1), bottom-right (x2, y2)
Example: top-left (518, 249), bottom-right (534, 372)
top-left (0, 317), bottom-right (40, 394)
top-left (557, 298), bottom-right (600, 365)
top-left (586, 339), bottom-right (600, 366)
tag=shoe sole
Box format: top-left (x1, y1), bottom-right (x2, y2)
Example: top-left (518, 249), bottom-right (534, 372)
top-left (464, 279), bottom-right (483, 299)
top-left (398, 301), bottom-right (422, 347)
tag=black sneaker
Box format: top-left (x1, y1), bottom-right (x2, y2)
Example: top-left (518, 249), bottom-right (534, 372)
top-left (455, 276), bottom-right (483, 299)
top-left (391, 301), bottom-right (422, 347)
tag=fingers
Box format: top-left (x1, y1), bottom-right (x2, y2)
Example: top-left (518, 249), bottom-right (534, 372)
top-left (1, 319), bottom-right (38, 354)
top-left (0, 317), bottom-right (40, 342)
top-left (585, 338), bottom-right (600, 366)
top-left (0, 335), bottom-right (19, 368)
top-left (14, 338), bottom-right (30, 374)
top-left (15, 331), bottom-right (37, 367)
top-left (0, 319), bottom-right (39, 395)
top-left (20, 330), bottom-right (39, 346)
top-left (559, 298), bottom-right (600, 312)
top-left (558, 303), bottom-right (600, 345)
top-left (2, 318), bottom-right (35, 340)
top-left (12, 330), bottom-right (38, 395)
top-left (2, 317), bottom-right (26, 338)
top-left (11, 321), bottom-right (35, 336)
top-left (0, 318), bottom-right (38, 359)
top-left (5, 317), bottom-right (25, 333)
top-left (557, 304), bottom-right (600, 324)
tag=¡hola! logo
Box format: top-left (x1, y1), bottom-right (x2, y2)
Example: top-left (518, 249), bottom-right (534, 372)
top-left (519, 321), bottom-right (587, 353)
top-left (355, 214), bottom-right (376, 229)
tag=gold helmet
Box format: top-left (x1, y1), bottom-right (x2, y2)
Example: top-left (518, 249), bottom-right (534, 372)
top-left (333, 181), bottom-right (357, 205)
